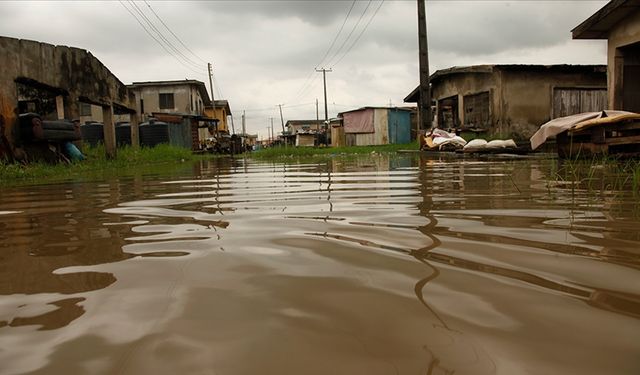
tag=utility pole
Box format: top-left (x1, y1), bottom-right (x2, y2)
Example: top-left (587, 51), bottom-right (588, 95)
top-left (270, 117), bottom-right (274, 143)
top-left (242, 111), bottom-right (246, 135)
top-left (230, 114), bottom-right (236, 134)
top-left (316, 68), bottom-right (332, 143)
top-left (316, 98), bottom-right (319, 132)
top-left (417, 0), bottom-right (432, 131)
top-left (242, 110), bottom-right (246, 149)
top-left (278, 104), bottom-right (286, 146)
top-left (278, 104), bottom-right (285, 134)
top-left (207, 63), bottom-right (215, 103)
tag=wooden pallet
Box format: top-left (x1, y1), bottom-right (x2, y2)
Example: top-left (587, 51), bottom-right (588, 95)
top-left (557, 119), bottom-right (640, 158)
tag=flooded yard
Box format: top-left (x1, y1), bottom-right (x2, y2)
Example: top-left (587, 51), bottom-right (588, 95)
top-left (1, 154), bottom-right (639, 375)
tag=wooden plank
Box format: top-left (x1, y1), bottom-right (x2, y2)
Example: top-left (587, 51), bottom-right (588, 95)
top-left (604, 134), bottom-right (640, 146)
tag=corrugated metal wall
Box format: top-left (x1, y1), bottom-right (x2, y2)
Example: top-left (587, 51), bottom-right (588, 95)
top-left (387, 109), bottom-right (411, 144)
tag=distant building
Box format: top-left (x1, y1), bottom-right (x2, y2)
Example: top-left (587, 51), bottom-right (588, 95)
top-left (127, 79), bottom-right (211, 120)
top-left (336, 107), bottom-right (412, 146)
top-left (284, 119), bottom-right (324, 147)
top-left (204, 100), bottom-right (232, 133)
top-left (285, 119), bottom-right (324, 135)
top-left (404, 64), bottom-right (607, 139)
top-left (572, 0), bottom-right (640, 113)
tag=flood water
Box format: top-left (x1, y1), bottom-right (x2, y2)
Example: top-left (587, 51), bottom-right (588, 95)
top-left (1, 153), bottom-right (639, 375)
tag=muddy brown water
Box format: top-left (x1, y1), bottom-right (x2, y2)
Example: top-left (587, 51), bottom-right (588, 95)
top-left (1, 154), bottom-right (639, 375)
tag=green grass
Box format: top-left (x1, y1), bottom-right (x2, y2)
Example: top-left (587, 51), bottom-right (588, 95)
top-left (1, 144), bottom-right (200, 186)
top-left (550, 156), bottom-right (640, 197)
top-left (252, 143), bottom-right (419, 159)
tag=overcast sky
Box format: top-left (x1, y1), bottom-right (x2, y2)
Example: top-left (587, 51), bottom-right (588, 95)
top-left (1, 0), bottom-right (608, 138)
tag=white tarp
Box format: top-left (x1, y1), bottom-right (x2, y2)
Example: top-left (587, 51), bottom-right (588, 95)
top-left (530, 110), bottom-right (637, 150)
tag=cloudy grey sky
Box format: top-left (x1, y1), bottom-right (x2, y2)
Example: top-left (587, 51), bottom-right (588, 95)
top-left (1, 1), bottom-right (608, 138)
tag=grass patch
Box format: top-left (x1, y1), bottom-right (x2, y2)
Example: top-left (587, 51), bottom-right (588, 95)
top-left (252, 143), bottom-right (418, 159)
top-left (1, 144), bottom-right (202, 186)
top-left (550, 156), bottom-right (640, 197)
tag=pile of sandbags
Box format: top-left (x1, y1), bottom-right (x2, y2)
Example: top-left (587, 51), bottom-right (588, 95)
top-left (463, 138), bottom-right (517, 152)
top-left (422, 129), bottom-right (467, 151)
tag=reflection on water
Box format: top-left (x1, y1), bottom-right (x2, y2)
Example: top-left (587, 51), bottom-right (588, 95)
top-left (0, 154), bottom-right (639, 374)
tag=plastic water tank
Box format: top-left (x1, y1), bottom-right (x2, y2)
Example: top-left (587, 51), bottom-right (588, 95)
top-left (80, 122), bottom-right (104, 147)
top-left (115, 122), bottom-right (131, 146)
top-left (139, 119), bottom-right (169, 148)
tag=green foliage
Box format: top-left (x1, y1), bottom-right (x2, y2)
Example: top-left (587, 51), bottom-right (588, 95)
top-left (252, 143), bottom-right (418, 159)
top-left (1, 144), bottom-right (197, 186)
top-left (550, 156), bottom-right (640, 197)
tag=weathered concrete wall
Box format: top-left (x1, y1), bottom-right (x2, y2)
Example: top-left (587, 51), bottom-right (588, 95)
top-left (130, 84), bottom-right (204, 120)
top-left (431, 72), bottom-right (497, 129)
top-left (0, 36), bottom-right (135, 153)
top-left (607, 8), bottom-right (640, 109)
top-left (79, 104), bottom-right (104, 124)
top-left (430, 66), bottom-right (606, 139)
top-left (500, 68), bottom-right (606, 137)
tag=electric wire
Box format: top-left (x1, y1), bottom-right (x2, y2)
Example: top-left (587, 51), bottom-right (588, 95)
top-left (315, 0), bottom-right (357, 69)
top-left (212, 73), bottom-right (224, 100)
top-left (127, 0), bottom-right (205, 72)
top-left (331, 0), bottom-right (385, 68)
top-left (324, 0), bottom-right (373, 68)
top-left (119, 1), bottom-right (205, 76)
top-left (143, 0), bottom-right (208, 64)
top-left (286, 0), bottom-right (356, 105)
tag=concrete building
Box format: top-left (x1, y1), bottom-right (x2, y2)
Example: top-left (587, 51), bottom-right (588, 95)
top-left (404, 65), bottom-right (607, 139)
top-left (572, 0), bottom-right (640, 113)
top-left (283, 120), bottom-right (326, 147)
top-left (0, 36), bottom-right (137, 159)
top-left (127, 80), bottom-right (211, 120)
top-left (204, 100), bottom-right (232, 133)
top-left (285, 119), bottom-right (324, 135)
top-left (337, 107), bottom-right (412, 146)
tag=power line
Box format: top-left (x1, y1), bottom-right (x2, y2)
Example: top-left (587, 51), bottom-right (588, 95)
top-left (120, 3), bottom-right (205, 76)
top-left (119, 1), bottom-right (205, 76)
top-left (143, 0), bottom-right (208, 64)
top-left (315, 0), bottom-right (357, 69)
top-left (286, 1), bottom-right (356, 105)
top-left (324, 0), bottom-right (373, 68)
top-left (127, 0), bottom-right (205, 71)
top-left (212, 72), bottom-right (224, 99)
top-left (331, 0), bottom-right (385, 68)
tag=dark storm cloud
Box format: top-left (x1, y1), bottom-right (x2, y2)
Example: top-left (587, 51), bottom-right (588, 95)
top-left (193, 0), bottom-right (354, 26)
top-left (361, 1), bottom-right (607, 57)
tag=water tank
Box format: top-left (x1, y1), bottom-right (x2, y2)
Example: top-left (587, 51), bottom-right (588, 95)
top-left (80, 122), bottom-right (104, 147)
top-left (115, 122), bottom-right (131, 146)
top-left (139, 119), bottom-right (169, 148)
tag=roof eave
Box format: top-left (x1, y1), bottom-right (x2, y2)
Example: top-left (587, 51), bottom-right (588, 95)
top-left (572, 0), bottom-right (640, 40)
